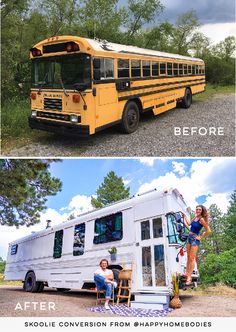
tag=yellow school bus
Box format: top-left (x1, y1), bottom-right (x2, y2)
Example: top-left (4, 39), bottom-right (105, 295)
top-left (29, 35), bottom-right (205, 136)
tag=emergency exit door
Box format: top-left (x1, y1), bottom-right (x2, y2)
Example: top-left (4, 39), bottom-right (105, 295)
top-left (135, 216), bottom-right (167, 290)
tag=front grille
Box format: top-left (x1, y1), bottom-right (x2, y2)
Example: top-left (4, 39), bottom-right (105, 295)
top-left (37, 111), bottom-right (70, 121)
top-left (44, 98), bottom-right (62, 111)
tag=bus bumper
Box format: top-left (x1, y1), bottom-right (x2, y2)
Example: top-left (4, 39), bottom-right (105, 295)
top-left (29, 117), bottom-right (90, 137)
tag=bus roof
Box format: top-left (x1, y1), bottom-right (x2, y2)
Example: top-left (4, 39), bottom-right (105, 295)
top-left (33, 35), bottom-right (204, 63)
top-left (8, 188), bottom-right (187, 245)
top-left (86, 38), bottom-right (204, 62)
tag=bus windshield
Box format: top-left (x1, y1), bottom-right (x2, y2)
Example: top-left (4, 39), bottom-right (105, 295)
top-left (31, 54), bottom-right (91, 90)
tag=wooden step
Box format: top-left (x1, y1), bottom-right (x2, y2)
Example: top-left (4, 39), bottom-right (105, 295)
top-left (118, 286), bottom-right (131, 290)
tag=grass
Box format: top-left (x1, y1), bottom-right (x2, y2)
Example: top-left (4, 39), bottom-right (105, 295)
top-left (193, 84), bottom-right (235, 102)
top-left (182, 283), bottom-right (236, 299)
top-left (0, 273), bottom-right (22, 286)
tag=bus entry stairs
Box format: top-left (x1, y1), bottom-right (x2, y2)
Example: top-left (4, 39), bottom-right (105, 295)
top-left (130, 291), bottom-right (170, 310)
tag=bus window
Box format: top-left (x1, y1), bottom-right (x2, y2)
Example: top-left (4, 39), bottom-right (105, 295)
top-left (53, 230), bottom-right (63, 259)
top-left (167, 62), bottom-right (173, 76)
top-left (183, 64), bottom-right (188, 75)
top-left (196, 65), bottom-right (199, 74)
top-left (101, 58), bottom-right (114, 79)
top-left (179, 64), bottom-right (183, 75)
top-left (188, 65), bottom-right (192, 75)
top-left (11, 244), bottom-right (18, 255)
top-left (166, 214), bottom-right (186, 245)
top-left (93, 57), bottom-right (114, 80)
top-left (153, 218), bottom-right (163, 238)
top-left (151, 61), bottom-right (158, 76)
top-left (142, 61), bottom-right (151, 77)
top-left (131, 60), bottom-right (141, 77)
top-left (142, 60), bottom-right (151, 77)
top-left (141, 220), bottom-right (150, 240)
top-left (73, 223), bottom-right (86, 256)
top-left (118, 59), bottom-right (129, 78)
top-left (192, 65), bottom-right (196, 75)
top-left (93, 212), bottom-right (123, 244)
top-left (160, 62), bottom-right (166, 75)
top-left (173, 63), bottom-right (178, 76)
top-left (202, 66), bottom-right (205, 74)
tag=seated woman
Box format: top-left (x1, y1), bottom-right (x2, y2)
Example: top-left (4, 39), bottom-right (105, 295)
top-left (94, 259), bottom-right (117, 309)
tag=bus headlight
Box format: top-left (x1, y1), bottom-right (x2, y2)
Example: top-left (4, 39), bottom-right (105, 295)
top-left (31, 110), bottom-right (37, 117)
top-left (70, 114), bottom-right (78, 123)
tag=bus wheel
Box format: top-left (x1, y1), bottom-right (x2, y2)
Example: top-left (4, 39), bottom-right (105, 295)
top-left (24, 271), bottom-right (40, 293)
top-left (120, 101), bottom-right (140, 133)
top-left (180, 88), bottom-right (192, 109)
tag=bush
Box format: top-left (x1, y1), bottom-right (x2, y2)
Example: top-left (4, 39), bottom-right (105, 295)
top-left (199, 248), bottom-right (236, 288)
top-left (1, 98), bottom-right (31, 140)
top-left (0, 261), bottom-right (6, 274)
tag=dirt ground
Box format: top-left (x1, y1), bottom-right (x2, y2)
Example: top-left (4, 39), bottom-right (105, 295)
top-left (0, 285), bottom-right (236, 317)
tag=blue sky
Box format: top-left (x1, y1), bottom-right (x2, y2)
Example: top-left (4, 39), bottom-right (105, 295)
top-left (1, 157), bottom-right (236, 260)
top-left (47, 158), bottom-right (196, 210)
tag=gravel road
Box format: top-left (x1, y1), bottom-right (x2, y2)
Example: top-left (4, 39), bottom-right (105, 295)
top-left (0, 286), bottom-right (236, 317)
top-left (4, 93), bottom-right (235, 157)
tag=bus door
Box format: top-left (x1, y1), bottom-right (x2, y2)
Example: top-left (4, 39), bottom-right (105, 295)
top-left (135, 216), bottom-right (168, 290)
top-left (93, 58), bottom-right (119, 129)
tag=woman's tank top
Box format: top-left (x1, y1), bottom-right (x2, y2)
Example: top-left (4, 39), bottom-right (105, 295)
top-left (190, 219), bottom-right (203, 235)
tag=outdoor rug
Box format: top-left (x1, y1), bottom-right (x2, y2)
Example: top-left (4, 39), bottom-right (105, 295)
top-left (90, 304), bottom-right (173, 317)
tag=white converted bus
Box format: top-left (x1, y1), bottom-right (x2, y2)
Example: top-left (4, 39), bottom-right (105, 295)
top-left (5, 188), bottom-right (198, 309)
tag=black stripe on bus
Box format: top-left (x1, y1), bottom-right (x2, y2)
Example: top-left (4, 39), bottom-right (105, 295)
top-left (118, 82), bottom-right (204, 102)
top-left (119, 78), bottom-right (205, 92)
top-left (93, 74), bottom-right (205, 84)
top-left (167, 100), bottom-right (175, 104)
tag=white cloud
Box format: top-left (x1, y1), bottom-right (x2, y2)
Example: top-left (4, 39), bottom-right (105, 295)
top-left (138, 158), bottom-right (155, 167)
top-left (138, 158), bottom-right (236, 213)
top-left (68, 195), bottom-right (93, 214)
top-left (172, 161), bottom-right (186, 176)
top-left (204, 193), bottom-right (230, 213)
top-left (123, 178), bottom-right (131, 186)
top-left (199, 23), bottom-right (236, 44)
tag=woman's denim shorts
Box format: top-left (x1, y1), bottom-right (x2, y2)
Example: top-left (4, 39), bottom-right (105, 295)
top-left (187, 233), bottom-right (200, 247)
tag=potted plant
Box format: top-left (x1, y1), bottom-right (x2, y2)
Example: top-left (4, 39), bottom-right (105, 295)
top-left (108, 246), bottom-right (117, 261)
top-left (169, 273), bottom-right (182, 309)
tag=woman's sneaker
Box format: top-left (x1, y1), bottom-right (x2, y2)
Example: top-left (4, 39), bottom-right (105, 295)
top-left (104, 303), bottom-right (110, 310)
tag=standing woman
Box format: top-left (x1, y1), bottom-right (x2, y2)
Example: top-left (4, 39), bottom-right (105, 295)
top-left (183, 205), bottom-right (211, 285)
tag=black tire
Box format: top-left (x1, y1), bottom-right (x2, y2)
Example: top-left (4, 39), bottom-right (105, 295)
top-left (120, 101), bottom-right (140, 133)
top-left (180, 88), bottom-right (192, 109)
top-left (24, 271), bottom-right (40, 293)
top-left (56, 288), bottom-right (71, 292)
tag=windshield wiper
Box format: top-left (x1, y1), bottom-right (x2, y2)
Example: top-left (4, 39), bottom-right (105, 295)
top-left (38, 72), bottom-right (49, 93)
top-left (59, 76), bottom-right (69, 96)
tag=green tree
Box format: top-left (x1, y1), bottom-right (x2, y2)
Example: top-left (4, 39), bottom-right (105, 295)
top-left (190, 32), bottom-right (210, 58)
top-left (172, 10), bottom-right (200, 55)
top-left (199, 204), bottom-right (225, 258)
top-left (0, 160), bottom-right (62, 227)
top-left (199, 248), bottom-right (236, 288)
top-left (223, 190), bottom-right (236, 250)
top-left (125, 0), bottom-right (164, 42)
top-left (91, 171), bottom-right (130, 208)
top-left (78, 0), bottom-right (126, 41)
top-left (40, 0), bottom-right (78, 36)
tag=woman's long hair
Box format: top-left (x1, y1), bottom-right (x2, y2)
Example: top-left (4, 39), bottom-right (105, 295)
top-left (196, 205), bottom-right (209, 223)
